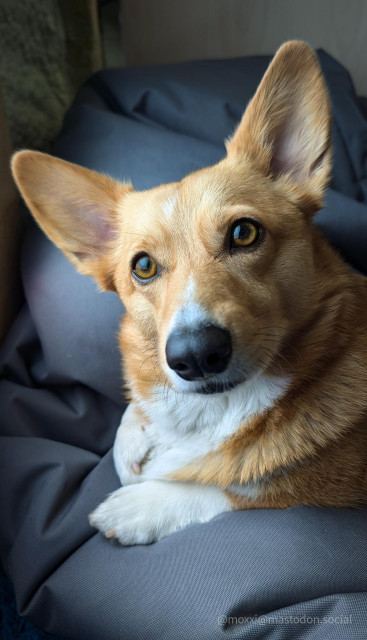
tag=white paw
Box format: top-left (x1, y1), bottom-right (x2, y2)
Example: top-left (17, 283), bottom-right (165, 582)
top-left (89, 483), bottom-right (165, 545)
top-left (89, 480), bottom-right (231, 545)
top-left (113, 404), bottom-right (151, 485)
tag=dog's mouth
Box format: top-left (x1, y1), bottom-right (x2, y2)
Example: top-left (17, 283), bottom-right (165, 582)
top-left (190, 377), bottom-right (246, 395)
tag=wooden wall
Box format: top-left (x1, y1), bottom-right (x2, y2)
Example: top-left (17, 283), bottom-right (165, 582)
top-left (121, 0), bottom-right (367, 94)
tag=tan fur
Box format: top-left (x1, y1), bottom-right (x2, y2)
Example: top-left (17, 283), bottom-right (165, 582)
top-left (11, 152), bottom-right (132, 291)
top-left (11, 41), bottom-right (367, 511)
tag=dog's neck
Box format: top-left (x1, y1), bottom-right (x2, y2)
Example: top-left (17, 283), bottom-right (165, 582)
top-left (269, 256), bottom-right (366, 386)
top-left (135, 372), bottom-right (291, 439)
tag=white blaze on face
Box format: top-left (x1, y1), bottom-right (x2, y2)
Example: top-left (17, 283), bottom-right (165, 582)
top-left (168, 277), bottom-right (211, 334)
top-left (162, 191), bottom-right (179, 219)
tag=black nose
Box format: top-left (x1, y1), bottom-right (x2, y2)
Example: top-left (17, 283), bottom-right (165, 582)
top-left (165, 325), bottom-right (232, 381)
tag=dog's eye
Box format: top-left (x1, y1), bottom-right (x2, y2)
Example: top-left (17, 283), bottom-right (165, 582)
top-left (132, 254), bottom-right (158, 281)
top-left (230, 219), bottom-right (262, 248)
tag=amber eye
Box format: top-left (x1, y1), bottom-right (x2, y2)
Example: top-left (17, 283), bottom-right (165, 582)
top-left (132, 254), bottom-right (158, 281)
top-left (230, 219), bottom-right (262, 248)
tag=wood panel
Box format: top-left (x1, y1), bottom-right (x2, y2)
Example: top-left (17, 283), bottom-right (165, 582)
top-left (121, 0), bottom-right (367, 94)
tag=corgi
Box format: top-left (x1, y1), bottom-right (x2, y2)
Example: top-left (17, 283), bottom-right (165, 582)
top-left (11, 41), bottom-right (367, 546)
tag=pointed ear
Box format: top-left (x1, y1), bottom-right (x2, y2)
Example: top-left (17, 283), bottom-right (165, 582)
top-left (11, 151), bottom-right (132, 290)
top-left (226, 41), bottom-right (332, 214)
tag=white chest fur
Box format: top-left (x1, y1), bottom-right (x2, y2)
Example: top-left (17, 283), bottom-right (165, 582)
top-left (134, 373), bottom-right (290, 492)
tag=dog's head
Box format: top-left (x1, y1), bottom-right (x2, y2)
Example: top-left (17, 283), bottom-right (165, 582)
top-left (12, 41), bottom-right (332, 397)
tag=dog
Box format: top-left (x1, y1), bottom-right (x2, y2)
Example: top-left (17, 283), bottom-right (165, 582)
top-left (11, 41), bottom-right (367, 545)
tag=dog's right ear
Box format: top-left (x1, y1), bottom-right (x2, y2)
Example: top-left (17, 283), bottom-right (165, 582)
top-left (226, 41), bottom-right (332, 215)
top-left (11, 151), bottom-right (132, 290)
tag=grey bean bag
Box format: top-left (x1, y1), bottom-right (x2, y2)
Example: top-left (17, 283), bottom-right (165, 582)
top-left (1, 51), bottom-right (367, 639)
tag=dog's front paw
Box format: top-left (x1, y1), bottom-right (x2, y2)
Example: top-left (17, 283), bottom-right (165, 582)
top-left (89, 482), bottom-right (171, 545)
top-left (89, 480), bottom-right (231, 545)
top-left (113, 404), bottom-right (151, 486)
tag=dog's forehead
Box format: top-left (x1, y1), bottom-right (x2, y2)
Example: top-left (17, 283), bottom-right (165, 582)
top-left (120, 159), bottom-right (293, 250)
top-left (123, 162), bottom-right (245, 230)
top-left (178, 159), bottom-right (288, 224)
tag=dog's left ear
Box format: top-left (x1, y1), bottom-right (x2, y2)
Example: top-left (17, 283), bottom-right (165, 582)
top-left (226, 41), bottom-right (332, 214)
top-left (12, 151), bottom-right (132, 290)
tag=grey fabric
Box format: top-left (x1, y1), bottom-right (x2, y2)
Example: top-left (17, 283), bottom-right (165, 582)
top-left (1, 51), bottom-right (367, 639)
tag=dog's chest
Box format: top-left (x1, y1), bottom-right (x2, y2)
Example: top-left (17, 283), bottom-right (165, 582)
top-left (137, 374), bottom-right (290, 484)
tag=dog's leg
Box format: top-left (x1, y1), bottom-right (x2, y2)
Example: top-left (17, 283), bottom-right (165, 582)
top-left (113, 403), bottom-right (151, 486)
top-left (89, 480), bottom-right (232, 544)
